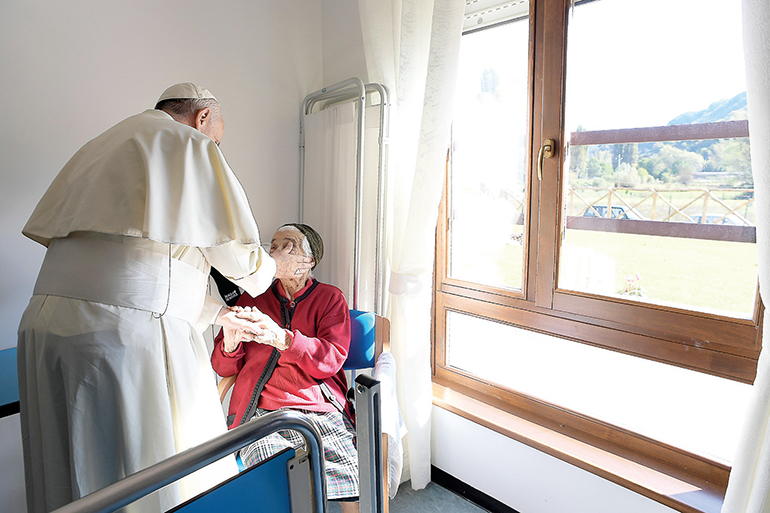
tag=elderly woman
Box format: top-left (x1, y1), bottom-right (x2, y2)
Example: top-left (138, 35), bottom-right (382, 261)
top-left (211, 223), bottom-right (359, 511)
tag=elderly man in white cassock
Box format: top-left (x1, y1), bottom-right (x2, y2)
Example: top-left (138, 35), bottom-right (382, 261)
top-left (17, 83), bottom-right (308, 513)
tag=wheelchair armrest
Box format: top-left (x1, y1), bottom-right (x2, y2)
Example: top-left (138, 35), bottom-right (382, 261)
top-left (218, 374), bottom-right (238, 403)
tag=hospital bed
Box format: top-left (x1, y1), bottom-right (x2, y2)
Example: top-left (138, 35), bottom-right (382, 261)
top-left (51, 409), bottom-right (327, 513)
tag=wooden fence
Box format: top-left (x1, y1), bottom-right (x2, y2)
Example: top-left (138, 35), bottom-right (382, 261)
top-left (564, 186), bottom-right (756, 243)
top-left (566, 186), bottom-right (754, 225)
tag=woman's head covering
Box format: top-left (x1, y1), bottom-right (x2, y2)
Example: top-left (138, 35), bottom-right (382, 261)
top-left (279, 223), bottom-right (324, 269)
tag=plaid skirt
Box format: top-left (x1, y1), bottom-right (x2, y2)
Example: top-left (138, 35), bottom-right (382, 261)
top-left (239, 408), bottom-right (359, 500)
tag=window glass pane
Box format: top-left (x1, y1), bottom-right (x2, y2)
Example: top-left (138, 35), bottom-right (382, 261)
top-left (449, 12), bottom-right (530, 290)
top-left (446, 311), bottom-right (751, 462)
top-left (559, 0), bottom-right (757, 318)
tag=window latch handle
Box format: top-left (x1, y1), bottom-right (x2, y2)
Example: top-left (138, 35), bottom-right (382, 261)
top-left (537, 139), bottom-right (555, 181)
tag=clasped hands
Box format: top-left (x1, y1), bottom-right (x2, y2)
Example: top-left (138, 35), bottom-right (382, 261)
top-left (217, 306), bottom-right (291, 353)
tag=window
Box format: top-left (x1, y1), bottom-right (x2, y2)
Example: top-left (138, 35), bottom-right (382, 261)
top-left (434, 0), bottom-right (760, 507)
top-left (449, 5), bottom-right (530, 291)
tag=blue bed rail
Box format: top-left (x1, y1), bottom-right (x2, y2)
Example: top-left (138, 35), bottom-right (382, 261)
top-left (169, 447), bottom-right (299, 513)
top-left (0, 347), bottom-right (19, 418)
top-left (51, 410), bottom-right (328, 513)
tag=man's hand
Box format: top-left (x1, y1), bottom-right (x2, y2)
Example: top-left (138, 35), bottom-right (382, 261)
top-left (272, 241), bottom-right (313, 280)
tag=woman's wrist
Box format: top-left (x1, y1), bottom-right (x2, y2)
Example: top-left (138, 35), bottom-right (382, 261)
top-left (223, 340), bottom-right (240, 353)
top-left (222, 328), bottom-right (242, 354)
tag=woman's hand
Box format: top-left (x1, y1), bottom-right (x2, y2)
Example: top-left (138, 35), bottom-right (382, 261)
top-left (216, 306), bottom-right (269, 353)
top-left (222, 326), bottom-right (250, 353)
top-left (234, 306), bottom-right (292, 351)
top-left (217, 306), bottom-right (268, 334)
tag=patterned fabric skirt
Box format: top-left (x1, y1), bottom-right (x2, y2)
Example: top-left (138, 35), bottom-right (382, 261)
top-left (239, 408), bottom-right (359, 500)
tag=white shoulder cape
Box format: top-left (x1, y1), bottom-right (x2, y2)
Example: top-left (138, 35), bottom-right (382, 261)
top-left (23, 109), bottom-right (261, 248)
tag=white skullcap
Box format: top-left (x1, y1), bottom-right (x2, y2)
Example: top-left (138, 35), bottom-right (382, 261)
top-left (157, 83), bottom-right (217, 103)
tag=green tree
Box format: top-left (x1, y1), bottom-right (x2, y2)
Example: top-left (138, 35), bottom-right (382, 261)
top-left (616, 162), bottom-right (641, 187)
top-left (611, 143), bottom-right (639, 171)
top-left (713, 138), bottom-right (753, 187)
top-left (657, 144), bottom-right (705, 185)
top-left (570, 125), bottom-right (588, 177)
top-left (586, 157), bottom-right (612, 178)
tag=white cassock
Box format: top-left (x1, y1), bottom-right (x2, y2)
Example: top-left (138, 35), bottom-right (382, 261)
top-left (18, 109), bottom-right (275, 513)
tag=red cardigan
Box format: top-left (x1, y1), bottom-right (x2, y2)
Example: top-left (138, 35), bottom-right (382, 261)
top-left (212, 278), bottom-right (351, 428)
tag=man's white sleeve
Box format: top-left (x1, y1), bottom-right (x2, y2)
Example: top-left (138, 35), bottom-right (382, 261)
top-left (201, 241), bottom-right (277, 298)
top-left (196, 294), bottom-right (225, 333)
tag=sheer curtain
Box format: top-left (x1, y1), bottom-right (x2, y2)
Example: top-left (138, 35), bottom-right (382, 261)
top-left (357, 0), bottom-right (465, 489)
top-left (722, 1), bottom-right (770, 511)
top-left (303, 102), bottom-right (358, 302)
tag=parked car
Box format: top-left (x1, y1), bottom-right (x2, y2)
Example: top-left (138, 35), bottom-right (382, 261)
top-left (582, 205), bottom-right (642, 220)
top-left (691, 214), bottom-right (744, 225)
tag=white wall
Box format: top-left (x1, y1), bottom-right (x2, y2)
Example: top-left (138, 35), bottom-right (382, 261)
top-left (432, 406), bottom-right (677, 513)
top-left (321, 0), bottom-right (368, 87)
top-left (0, 0), bottom-right (325, 351)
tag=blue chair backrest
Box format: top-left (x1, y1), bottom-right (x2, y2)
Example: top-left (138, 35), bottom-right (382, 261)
top-left (344, 310), bottom-right (377, 371)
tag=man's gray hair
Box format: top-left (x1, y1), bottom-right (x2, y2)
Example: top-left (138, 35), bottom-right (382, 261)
top-left (155, 98), bottom-right (220, 118)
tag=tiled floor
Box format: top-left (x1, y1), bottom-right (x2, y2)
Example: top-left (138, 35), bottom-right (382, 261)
top-left (390, 481), bottom-right (489, 512)
top-left (327, 481), bottom-right (488, 512)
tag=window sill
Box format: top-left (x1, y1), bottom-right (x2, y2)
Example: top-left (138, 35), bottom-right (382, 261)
top-left (432, 382), bottom-right (725, 513)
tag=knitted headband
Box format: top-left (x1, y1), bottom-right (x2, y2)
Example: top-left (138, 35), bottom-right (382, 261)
top-left (279, 223), bottom-right (324, 269)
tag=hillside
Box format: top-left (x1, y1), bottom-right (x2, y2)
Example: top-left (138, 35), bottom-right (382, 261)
top-left (667, 91), bottom-right (747, 125)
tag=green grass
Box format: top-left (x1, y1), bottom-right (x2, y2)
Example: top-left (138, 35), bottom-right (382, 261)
top-left (561, 229), bottom-right (758, 317)
top-left (451, 223), bottom-right (757, 318)
top-left (450, 188), bottom-right (757, 317)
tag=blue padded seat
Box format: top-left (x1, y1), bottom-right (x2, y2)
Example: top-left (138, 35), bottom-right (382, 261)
top-left (344, 310), bottom-right (377, 370)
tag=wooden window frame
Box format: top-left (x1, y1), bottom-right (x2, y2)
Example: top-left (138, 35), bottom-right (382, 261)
top-left (432, 0), bottom-right (762, 510)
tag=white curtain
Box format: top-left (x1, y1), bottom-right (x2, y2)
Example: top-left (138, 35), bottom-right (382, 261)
top-left (722, 1), bottom-right (770, 511)
top-left (303, 102), bottom-right (358, 303)
top-left (302, 102), bottom-right (388, 313)
top-left (357, 0), bottom-right (465, 489)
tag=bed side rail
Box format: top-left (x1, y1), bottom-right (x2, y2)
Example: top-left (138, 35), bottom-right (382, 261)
top-left (51, 410), bottom-right (327, 513)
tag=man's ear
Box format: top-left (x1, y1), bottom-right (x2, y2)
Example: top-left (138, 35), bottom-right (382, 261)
top-left (194, 108), bottom-right (212, 130)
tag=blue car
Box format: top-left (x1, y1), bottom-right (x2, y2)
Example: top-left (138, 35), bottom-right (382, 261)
top-left (583, 205), bottom-right (641, 220)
